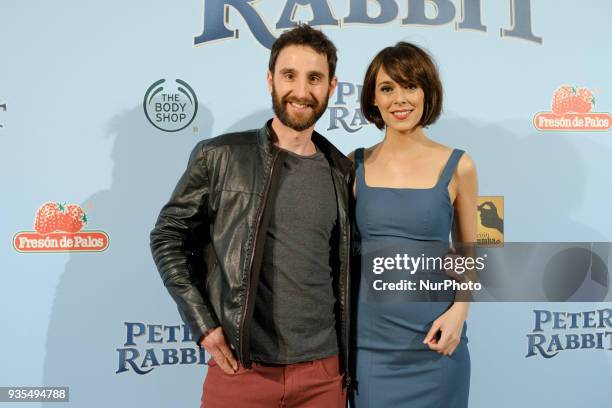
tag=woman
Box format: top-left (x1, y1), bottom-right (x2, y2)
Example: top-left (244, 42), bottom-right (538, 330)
top-left (350, 42), bottom-right (477, 407)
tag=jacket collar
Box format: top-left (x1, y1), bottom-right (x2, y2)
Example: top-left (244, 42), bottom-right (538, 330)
top-left (258, 119), bottom-right (352, 175)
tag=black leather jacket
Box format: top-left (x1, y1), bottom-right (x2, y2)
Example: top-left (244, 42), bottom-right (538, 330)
top-left (150, 121), bottom-right (353, 386)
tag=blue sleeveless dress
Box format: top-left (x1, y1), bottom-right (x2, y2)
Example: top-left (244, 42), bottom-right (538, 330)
top-left (352, 147), bottom-right (470, 408)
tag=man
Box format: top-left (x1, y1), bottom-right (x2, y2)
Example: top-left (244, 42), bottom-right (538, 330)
top-left (150, 25), bottom-right (352, 407)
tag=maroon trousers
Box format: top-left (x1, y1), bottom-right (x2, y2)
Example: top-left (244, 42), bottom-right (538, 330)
top-left (200, 355), bottom-right (346, 408)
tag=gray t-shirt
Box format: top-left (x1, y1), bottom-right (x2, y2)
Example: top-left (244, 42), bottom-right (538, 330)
top-left (250, 147), bottom-right (339, 364)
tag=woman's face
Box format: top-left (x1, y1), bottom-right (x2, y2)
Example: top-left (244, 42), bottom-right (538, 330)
top-left (373, 67), bottom-right (425, 132)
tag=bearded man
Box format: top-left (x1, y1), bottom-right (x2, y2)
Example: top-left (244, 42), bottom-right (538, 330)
top-left (150, 24), bottom-right (352, 408)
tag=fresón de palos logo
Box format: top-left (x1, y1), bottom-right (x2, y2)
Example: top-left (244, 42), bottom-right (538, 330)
top-left (13, 202), bottom-right (109, 253)
top-left (534, 85), bottom-right (611, 131)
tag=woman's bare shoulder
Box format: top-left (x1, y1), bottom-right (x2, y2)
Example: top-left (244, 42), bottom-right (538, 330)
top-left (363, 144), bottom-right (381, 161)
top-left (456, 152), bottom-right (477, 179)
top-left (347, 144), bottom-right (380, 162)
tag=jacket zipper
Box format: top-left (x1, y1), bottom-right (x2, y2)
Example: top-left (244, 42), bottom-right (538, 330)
top-left (339, 171), bottom-right (352, 389)
top-left (239, 149), bottom-right (280, 368)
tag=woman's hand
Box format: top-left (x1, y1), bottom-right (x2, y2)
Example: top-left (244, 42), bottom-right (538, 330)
top-left (423, 302), bottom-right (469, 356)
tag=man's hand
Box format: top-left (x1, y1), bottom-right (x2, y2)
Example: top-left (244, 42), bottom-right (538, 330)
top-left (199, 327), bottom-right (239, 374)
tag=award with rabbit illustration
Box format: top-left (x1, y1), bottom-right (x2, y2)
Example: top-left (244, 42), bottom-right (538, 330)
top-left (477, 196), bottom-right (504, 246)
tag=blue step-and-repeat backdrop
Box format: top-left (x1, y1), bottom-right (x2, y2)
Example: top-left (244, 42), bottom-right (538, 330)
top-left (1, 1), bottom-right (611, 407)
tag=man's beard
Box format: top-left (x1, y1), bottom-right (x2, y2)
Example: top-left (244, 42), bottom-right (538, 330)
top-left (271, 86), bottom-right (329, 132)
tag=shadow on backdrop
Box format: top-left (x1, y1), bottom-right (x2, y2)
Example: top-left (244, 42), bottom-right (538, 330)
top-left (42, 105), bottom-right (214, 407)
top-left (43, 106), bottom-right (278, 407)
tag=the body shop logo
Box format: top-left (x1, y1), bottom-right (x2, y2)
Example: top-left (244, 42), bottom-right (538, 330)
top-left (143, 79), bottom-right (198, 132)
top-left (13, 202), bottom-right (109, 253)
top-left (526, 309), bottom-right (612, 358)
top-left (327, 82), bottom-right (369, 133)
top-left (116, 322), bottom-right (207, 375)
top-left (534, 86), bottom-right (611, 131)
top-left (194, 0), bottom-right (542, 49)
top-left (0, 102), bottom-right (6, 127)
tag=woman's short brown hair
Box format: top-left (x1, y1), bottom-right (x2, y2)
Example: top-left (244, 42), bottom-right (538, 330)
top-left (361, 42), bottom-right (443, 130)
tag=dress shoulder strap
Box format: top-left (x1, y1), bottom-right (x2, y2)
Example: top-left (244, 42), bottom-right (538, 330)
top-left (438, 149), bottom-right (465, 187)
top-left (355, 147), bottom-right (365, 167)
top-left (354, 148), bottom-right (366, 190)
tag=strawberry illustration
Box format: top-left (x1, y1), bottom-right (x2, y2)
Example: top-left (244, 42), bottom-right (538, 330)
top-left (59, 204), bottom-right (87, 233)
top-left (551, 85), bottom-right (574, 114)
top-left (34, 202), bottom-right (64, 235)
top-left (572, 87), bottom-right (594, 113)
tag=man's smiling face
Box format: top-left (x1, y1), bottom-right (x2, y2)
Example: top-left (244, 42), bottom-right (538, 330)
top-left (268, 45), bottom-right (336, 132)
